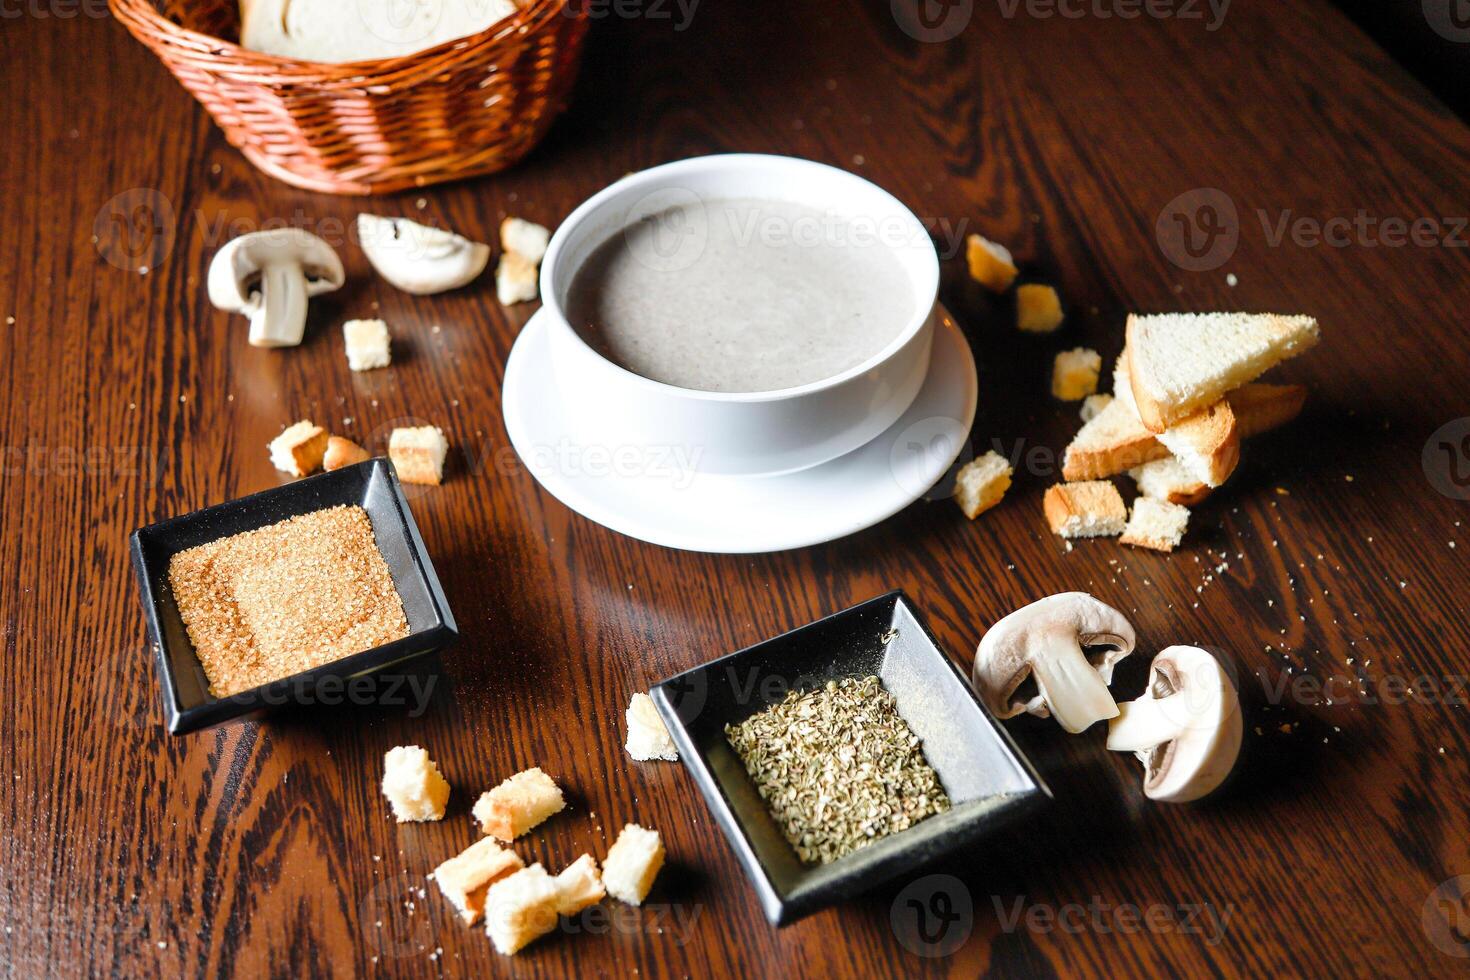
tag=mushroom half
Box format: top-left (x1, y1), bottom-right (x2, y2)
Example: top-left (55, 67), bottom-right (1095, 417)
top-left (207, 229), bottom-right (345, 348)
top-left (357, 214), bottom-right (491, 295)
top-left (1106, 645), bottom-right (1242, 803)
top-left (973, 592), bottom-right (1136, 734)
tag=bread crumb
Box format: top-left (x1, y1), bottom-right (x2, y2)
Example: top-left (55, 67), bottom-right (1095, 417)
top-left (389, 426), bottom-right (448, 485)
top-left (1016, 284), bottom-right (1063, 333)
top-left (625, 693), bottom-right (678, 762)
top-left (382, 746), bottom-right (452, 823)
top-left (953, 451), bottom-right (1013, 520)
top-left (473, 768), bottom-right (566, 840)
top-left (268, 420), bottom-right (328, 477)
top-left (343, 318), bottom-right (391, 371)
top-left (1043, 481), bottom-right (1126, 538)
top-left (965, 235), bottom-right (1018, 293)
top-left (1052, 348), bottom-right (1101, 401)
top-left (500, 217), bottom-right (551, 265)
top-left (602, 824), bottom-right (664, 906)
top-left (496, 252), bottom-right (538, 305)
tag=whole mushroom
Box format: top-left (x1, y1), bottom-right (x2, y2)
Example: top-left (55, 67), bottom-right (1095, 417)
top-left (207, 229), bottom-right (344, 347)
top-left (973, 592), bottom-right (1136, 734)
top-left (357, 214), bottom-right (490, 295)
top-left (1106, 645), bottom-right (1242, 803)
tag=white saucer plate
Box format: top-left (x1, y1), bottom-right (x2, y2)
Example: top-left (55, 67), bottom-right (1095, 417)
top-left (502, 305), bottom-right (978, 554)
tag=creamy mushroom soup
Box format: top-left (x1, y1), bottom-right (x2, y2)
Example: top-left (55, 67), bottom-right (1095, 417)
top-left (566, 198), bottom-right (915, 393)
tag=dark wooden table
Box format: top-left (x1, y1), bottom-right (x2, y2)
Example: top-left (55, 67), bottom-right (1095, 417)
top-left (4, 1), bottom-right (1470, 976)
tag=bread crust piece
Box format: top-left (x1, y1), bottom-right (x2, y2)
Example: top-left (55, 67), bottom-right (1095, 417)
top-left (1125, 313), bottom-right (1319, 432)
top-left (268, 420), bottom-right (329, 477)
top-left (433, 838), bottom-right (525, 925)
top-left (1063, 373), bottom-right (1302, 482)
top-left (473, 768), bottom-right (567, 841)
top-left (1155, 399), bottom-right (1239, 487)
top-left (1229, 383), bottom-right (1307, 437)
top-left (1129, 456), bottom-right (1211, 506)
top-left (323, 436), bottom-right (371, 472)
top-left (1043, 481), bottom-right (1127, 538)
top-left (1062, 398), bottom-right (1170, 480)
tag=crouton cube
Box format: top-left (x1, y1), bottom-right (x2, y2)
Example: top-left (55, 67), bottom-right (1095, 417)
top-left (433, 837), bottom-right (525, 925)
top-left (965, 234), bottom-right (1018, 293)
top-left (342, 318), bottom-right (391, 371)
top-left (473, 767), bottom-right (566, 841)
top-left (500, 217), bottom-right (551, 265)
top-left (553, 854), bottom-right (606, 916)
top-left (1043, 481), bottom-right (1127, 538)
top-left (268, 420), bottom-right (329, 477)
top-left (1016, 284), bottom-right (1064, 333)
top-left (1121, 497), bottom-right (1191, 552)
top-left (323, 435), bottom-right (371, 471)
top-left (953, 450), bottom-right (1013, 520)
top-left (602, 823), bottom-right (664, 906)
top-left (495, 252), bottom-right (539, 306)
top-left (1079, 393), bottom-right (1113, 423)
top-left (625, 692), bottom-right (678, 762)
top-left (484, 864), bottom-right (562, 955)
top-left (388, 425), bottom-right (448, 486)
top-left (1052, 347), bottom-right (1102, 401)
top-left (381, 745), bottom-right (451, 822)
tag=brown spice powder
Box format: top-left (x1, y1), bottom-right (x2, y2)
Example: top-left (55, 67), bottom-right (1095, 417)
top-left (167, 504), bottom-right (410, 697)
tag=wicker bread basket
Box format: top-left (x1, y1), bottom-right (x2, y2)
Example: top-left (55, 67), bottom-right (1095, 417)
top-left (110, 0), bottom-right (590, 195)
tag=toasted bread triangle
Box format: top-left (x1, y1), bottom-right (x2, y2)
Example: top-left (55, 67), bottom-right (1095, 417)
top-left (1125, 313), bottom-right (1319, 431)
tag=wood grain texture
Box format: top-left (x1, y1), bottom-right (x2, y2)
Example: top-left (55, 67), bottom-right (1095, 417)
top-left (2, 1), bottom-right (1470, 976)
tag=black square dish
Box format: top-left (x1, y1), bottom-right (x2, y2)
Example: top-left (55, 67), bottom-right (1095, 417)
top-left (651, 590), bottom-right (1049, 926)
top-left (131, 459), bottom-right (457, 735)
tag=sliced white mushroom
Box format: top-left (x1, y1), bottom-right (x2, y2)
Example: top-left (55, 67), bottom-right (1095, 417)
top-left (357, 214), bottom-right (490, 295)
top-left (1107, 645), bottom-right (1242, 803)
top-left (973, 592), bottom-right (1135, 734)
top-left (207, 229), bottom-right (344, 348)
